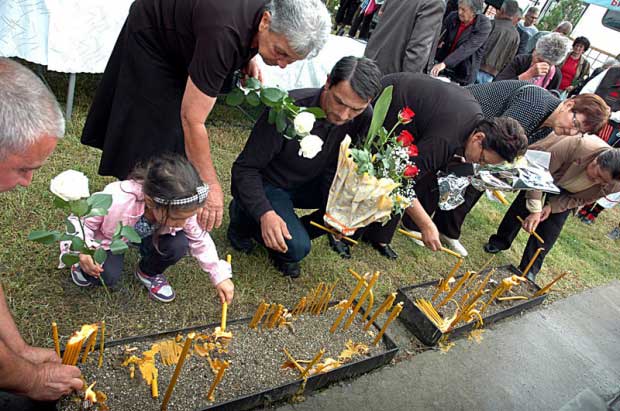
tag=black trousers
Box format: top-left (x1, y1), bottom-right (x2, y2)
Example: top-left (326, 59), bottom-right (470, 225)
top-left (0, 391), bottom-right (55, 411)
top-left (434, 185), bottom-right (484, 239)
top-left (359, 172), bottom-right (440, 244)
top-left (335, 0), bottom-right (360, 26)
top-left (348, 9), bottom-right (376, 40)
top-left (487, 191), bottom-right (571, 278)
top-left (82, 233), bottom-right (189, 286)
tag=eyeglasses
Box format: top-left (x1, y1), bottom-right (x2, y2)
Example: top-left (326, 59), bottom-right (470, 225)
top-left (572, 111), bottom-right (585, 134)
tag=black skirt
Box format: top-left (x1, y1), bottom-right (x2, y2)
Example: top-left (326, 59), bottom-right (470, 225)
top-left (81, 21), bottom-right (187, 180)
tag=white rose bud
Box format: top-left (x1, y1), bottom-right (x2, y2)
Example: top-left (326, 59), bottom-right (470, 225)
top-left (298, 134), bottom-right (324, 159)
top-left (50, 170), bottom-right (90, 201)
top-left (293, 111), bottom-right (316, 136)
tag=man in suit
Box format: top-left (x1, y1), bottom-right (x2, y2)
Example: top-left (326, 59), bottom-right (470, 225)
top-left (477, 0), bottom-right (521, 83)
top-left (364, 0), bottom-right (446, 75)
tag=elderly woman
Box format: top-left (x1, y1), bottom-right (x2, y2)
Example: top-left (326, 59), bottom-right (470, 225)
top-left (484, 134), bottom-right (620, 282)
top-left (495, 32), bottom-right (569, 90)
top-left (432, 82), bottom-right (611, 256)
top-left (559, 36), bottom-right (591, 92)
top-left (430, 0), bottom-right (492, 85)
top-left (81, 0), bottom-right (331, 231)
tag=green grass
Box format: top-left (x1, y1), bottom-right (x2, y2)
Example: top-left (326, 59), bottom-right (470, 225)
top-left (2, 69), bottom-right (620, 349)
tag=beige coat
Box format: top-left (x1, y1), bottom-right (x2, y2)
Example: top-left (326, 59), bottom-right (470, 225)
top-left (526, 133), bottom-right (620, 213)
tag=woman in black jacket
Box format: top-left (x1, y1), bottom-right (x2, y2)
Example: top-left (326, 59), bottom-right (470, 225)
top-left (430, 0), bottom-right (491, 85)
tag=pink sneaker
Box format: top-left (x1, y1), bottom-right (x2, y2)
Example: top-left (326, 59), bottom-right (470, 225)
top-left (134, 269), bottom-right (176, 303)
top-left (70, 264), bottom-right (92, 287)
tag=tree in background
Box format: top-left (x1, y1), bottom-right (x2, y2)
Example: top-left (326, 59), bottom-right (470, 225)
top-left (538, 0), bottom-right (586, 32)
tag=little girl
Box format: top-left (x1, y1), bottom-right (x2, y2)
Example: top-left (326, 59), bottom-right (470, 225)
top-left (65, 154), bottom-right (234, 304)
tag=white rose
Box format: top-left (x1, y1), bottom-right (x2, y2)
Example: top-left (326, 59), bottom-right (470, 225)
top-left (298, 134), bottom-right (324, 159)
top-left (293, 111), bottom-right (316, 136)
top-left (50, 170), bottom-right (90, 201)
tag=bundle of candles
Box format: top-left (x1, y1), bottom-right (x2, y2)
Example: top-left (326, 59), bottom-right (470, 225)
top-left (249, 301), bottom-right (290, 329)
top-left (54, 321), bottom-right (105, 367)
top-left (415, 251), bottom-right (569, 333)
top-left (291, 279), bottom-right (339, 317)
top-left (248, 269), bottom-right (402, 345)
top-left (329, 269), bottom-right (403, 346)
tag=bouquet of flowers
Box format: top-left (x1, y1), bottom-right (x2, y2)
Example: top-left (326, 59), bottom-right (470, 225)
top-left (28, 170), bottom-right (140, 297)
top-left (226, 78), bottom-right (327, 159)
top-left (324, 86), bottom-right (420, 235)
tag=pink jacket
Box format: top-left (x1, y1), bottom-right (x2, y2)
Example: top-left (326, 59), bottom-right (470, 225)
top-left (62, 180), bottom-right (231, 286)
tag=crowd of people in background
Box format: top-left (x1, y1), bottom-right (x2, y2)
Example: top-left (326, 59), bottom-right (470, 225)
top-left (336, 0), bottom-right (620, 96)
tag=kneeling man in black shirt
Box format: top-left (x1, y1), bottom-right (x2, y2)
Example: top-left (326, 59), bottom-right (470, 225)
top-left (228, 56), bottom-right (382, 277)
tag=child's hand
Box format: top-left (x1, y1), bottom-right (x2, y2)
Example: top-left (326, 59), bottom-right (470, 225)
top-left (78, 254), bottom-right (104, 278)
top-left (216, 279), bottom-right (234, 304)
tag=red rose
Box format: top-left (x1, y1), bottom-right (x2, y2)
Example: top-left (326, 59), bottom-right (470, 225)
top-left (397, 130), bottom-right (414, 147)
top-left (408, 144), bottom-right (419, 157)
top-left (404, 164), bottom-right (419, 178)
top-left (398, 107), bottom-right (415, 124)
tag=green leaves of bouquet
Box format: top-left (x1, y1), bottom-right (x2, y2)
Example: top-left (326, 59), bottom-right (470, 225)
top-left (28, 170), bottom-right (141, 297)
top-left (225, 78), bottom-right (329, 158)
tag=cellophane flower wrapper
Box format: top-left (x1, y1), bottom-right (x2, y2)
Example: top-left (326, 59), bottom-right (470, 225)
top-left (437, 173), bottom-right (471, 211)
top-left (437, 150), bottom-right (560, 210)
top-left (324, 136), bottom-right (399, 235)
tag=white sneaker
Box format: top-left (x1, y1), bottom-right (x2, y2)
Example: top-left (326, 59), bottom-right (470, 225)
top-left (399, 224), bottom-right (425, 247)
top-left (439, 233), bottom-right (468, 257)
top-left (608, 226), bottom-right (620, 240)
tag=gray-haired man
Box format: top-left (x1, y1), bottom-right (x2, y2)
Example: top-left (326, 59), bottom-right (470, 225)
top-left (0, 58), bottom-right (83, 406)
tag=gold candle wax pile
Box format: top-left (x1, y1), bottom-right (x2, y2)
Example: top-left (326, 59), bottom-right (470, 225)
top-left (62, 324), bottom-right (98, 366)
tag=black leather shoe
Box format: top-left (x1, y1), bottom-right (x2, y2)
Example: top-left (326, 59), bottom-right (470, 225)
top-left (483, 243), bottom-right (501, 254)
top-left (371, 243), bottom-right (398, 260)
top-left (327, 234), bottom-right (351, 259)
top-left (274, 260), bottom-right (301, 278)
top-left (525, 271), bottom-right (537, 283)
top-left (227, 225), bottom-right (255, 254)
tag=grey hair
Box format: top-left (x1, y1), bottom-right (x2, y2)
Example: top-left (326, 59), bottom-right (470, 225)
top-left (555, 21), bottom-right (573, 35)
top-left (525, 6), bottom-right (540, 15)
top-left (266, 0), bottom-right (331, 59)
top-left (458, 0), bottom-right (484, 14)
top-left (0, 58), bottom-right (64, 160)
top-left (535, 33), bottom-right (571, 65)
top-left (597, 149), bottom-right (620, 180)
top-left (500, 0), bottom-right (521, 18)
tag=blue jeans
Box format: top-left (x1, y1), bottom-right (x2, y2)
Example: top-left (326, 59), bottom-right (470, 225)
top-left (476, 70), bottom-right (494, 84)
top-left (229, 180), bottom-right (326, 264)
